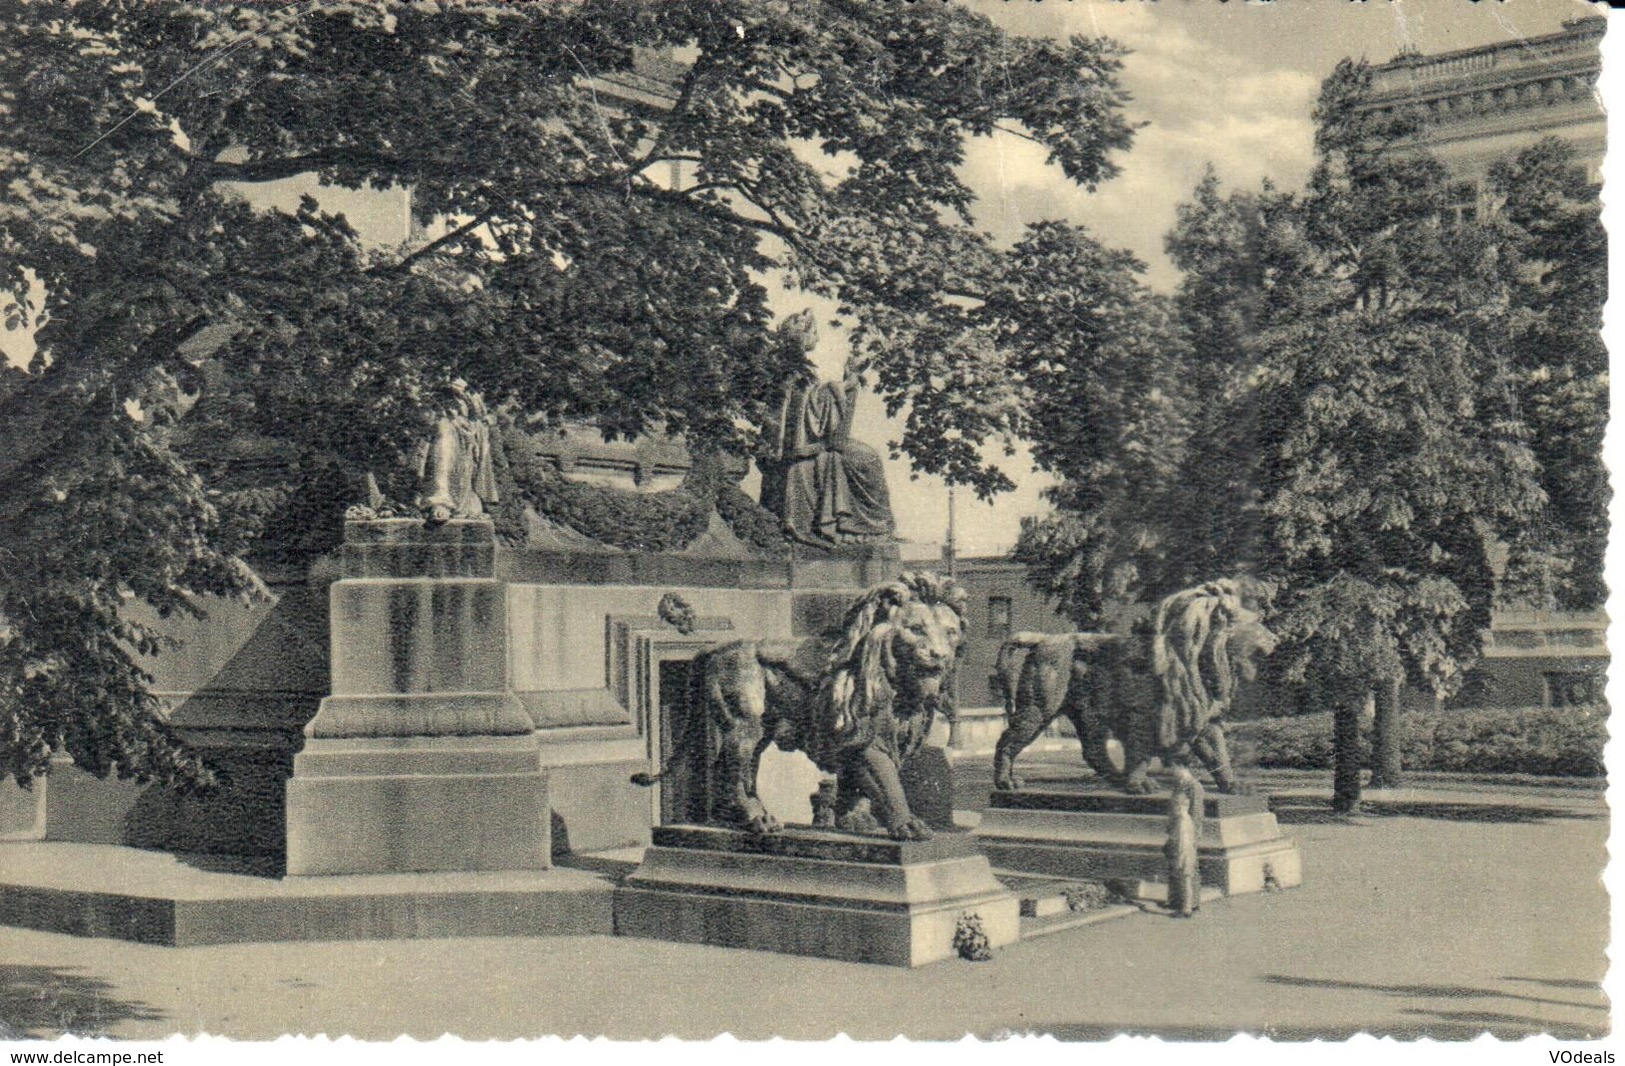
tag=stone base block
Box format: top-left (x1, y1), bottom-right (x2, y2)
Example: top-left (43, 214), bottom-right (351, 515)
top-left (286, 735), bottom-right (549, 876)
top-left (0, 776), bottom-right (45, 841)
top-left (613, 825), bottom-right (1019, 967)
top-left (43, 749), bottom-right (295, 858)
top-left (974, 790), bottom-right (1304, 896)
top-left (0, 842), bottom-right (611, 946)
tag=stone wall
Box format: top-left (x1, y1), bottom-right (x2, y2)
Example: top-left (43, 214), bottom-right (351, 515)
top-left (39, 541), bottom-right (903, 863)
top-left (43, 569), bottom-right (330, 857)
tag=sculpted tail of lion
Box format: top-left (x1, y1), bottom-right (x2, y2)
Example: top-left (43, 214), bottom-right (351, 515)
top-left (990, 631), bottom-right (1051, 720)
top-left (630, 654), bottom-right (717, 788)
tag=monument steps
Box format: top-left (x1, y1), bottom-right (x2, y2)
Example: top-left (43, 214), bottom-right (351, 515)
top-left (612, 825), bottom-right (1021, 966)
top-left (993, 870), bottom-right (1224, 940)
top-left (976, 789), bottom-right (1304, 896)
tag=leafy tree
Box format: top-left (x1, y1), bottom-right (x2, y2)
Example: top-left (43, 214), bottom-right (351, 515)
top-left (1161, 171), bottom-right (1316, 587)
top-left (1252, 313), bottom-right (1542, 805)
top-left (0, 0), bottom-right (1139, 786)
top-left (1249, 61), bottom-right (1546, 807)
top-left (1022, 57), bottom-right (1574, 810)
top-left (1487, 138), bottom-right (1608, 612)
top-left (1002, 223), bottom-right (1193, 628)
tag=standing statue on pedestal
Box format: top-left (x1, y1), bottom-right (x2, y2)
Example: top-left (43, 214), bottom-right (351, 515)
top-left (759, 311), bottom-right (895, 548)
top-left (350, 379), bottom-right (500, 524)
top-left (416, 380), bottom-right (499, 524)
top-left (1164, 756), bottom-right (1205, 918)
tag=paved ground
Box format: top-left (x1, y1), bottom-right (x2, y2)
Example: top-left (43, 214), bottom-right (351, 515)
top-left (0, 759), bottom-right (1609, 1041)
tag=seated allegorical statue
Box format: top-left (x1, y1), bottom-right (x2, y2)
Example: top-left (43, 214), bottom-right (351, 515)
top-left (759, 312), bottom-right (896, 548)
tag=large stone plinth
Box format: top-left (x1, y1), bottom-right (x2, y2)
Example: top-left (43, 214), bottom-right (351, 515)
top-left (0, 842), bottom-right (610, 947)
top-left (974, 790), bottom-right (1303, 896)
top-left (614, 825), bottom-right (1019, 967)
top-left (286, 520), bottom-right (548, 876)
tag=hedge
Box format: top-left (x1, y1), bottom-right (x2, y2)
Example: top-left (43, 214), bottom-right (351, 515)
top-left (1227, 705), bottom-right (1607, 778)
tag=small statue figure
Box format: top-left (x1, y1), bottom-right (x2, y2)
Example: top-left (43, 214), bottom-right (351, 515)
top-left (758, 311), bottom-right (895, 548)
top-left (346, 380), bottom-right (501, 524)
top-left (415, 380), bottom-right (499, 524)
top-left (1165, 754), bottom-right (1205, 918)
top-left (810, 777), bottom-right (839, 829)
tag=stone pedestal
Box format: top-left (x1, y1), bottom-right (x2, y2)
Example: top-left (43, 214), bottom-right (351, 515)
top-left (286, 520), bottom-right (548, 876)
top-left (974, 790), bottom-right (1303, 896)
top-left (614, 826), bottom-right (1020, 967)
top-left (0, 776), bottom-right (45, 842)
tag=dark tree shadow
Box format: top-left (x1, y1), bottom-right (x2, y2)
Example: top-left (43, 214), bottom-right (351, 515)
top-left (174, 850), bottom-right (284, 878)
top-left (1267, 802), bottom-right (1373, 826)
top-left (983, 1021), bottom-right (1526, 1042)
top-left (1503, 976), bottom-right (1606, 992)
top-left (553, 852), bottom-right (640, 879)
top-left (550, 810), bottom-right (571, 861)
top-left (1263, 975), bottom-right (1608, 1013)
top-left (1267, 799), bottom-right (1597, 825)
top-left (0, 965), bottom-right (165, 1039)
top-left (1359, 801), bottom-right (1601, 823)
top-left (987, 1022), bottom-right (1319, 1041)
top-left (1401, 1008), bottom-right (1605, 1040)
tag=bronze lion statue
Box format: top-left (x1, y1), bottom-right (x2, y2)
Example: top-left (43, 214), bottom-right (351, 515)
top-left (990, 579), bottom-right (1277, 795)
top-left (633, 571), bottom-right (966, 840)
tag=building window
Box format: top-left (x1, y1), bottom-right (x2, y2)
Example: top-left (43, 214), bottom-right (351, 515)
top-left (1545, 671), bottom-right (1605, 708)
top-left (987, 596), bottom-right (1013, 638)
top-left (1448, 180), bottom-right (1480, 224)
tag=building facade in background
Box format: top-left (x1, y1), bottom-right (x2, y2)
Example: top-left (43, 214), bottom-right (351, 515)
top-left (1357, 15), bottom-right (1604, 220)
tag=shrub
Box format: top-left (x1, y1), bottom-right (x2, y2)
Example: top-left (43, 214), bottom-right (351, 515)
top-left (1228, 705), bottom-right (1606, 777)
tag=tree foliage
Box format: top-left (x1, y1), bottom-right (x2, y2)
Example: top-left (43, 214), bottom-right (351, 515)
top-left (1018, 56), bottom-right (1597, 808)
top-left (995, 224), bottom-right (1192, 627)
top-left (0, 0), bottom-right (1139, 785)
top-left (1487, 138), bottom-right (1608, 611)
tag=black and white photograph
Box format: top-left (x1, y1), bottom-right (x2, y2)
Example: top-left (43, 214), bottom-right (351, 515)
top-left (0, 0), bottom-right (1612, 1051)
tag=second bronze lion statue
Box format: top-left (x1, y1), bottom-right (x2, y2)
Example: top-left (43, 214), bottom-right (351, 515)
top-left (991, 579), bottom-right (1277, 795)
top-left (633, 571), bottom-right (967, 840)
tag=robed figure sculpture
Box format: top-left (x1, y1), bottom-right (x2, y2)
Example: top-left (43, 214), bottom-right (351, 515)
top-left (759, 313), bottom-right (895, 548)
top-left (353, 378), bottom-right (500, 524)
top-left (416, 381), bottom-right (499, 524)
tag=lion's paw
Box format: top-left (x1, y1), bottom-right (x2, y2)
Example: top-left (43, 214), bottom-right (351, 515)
top-left (1121, 777), bottom-right (1157, 796)
top-left (1216, 778), bottom-right (1253, 796)
top-left (888, 817), bottom-right (933, 842)
top-left (836, 808), bottom-right (882, 834)
top-left (992, 775), bottom-right (1024, 792)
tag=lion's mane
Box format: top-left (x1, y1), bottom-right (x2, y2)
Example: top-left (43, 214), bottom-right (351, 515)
top-left (813, 570), bottom-right (967, 759)
top-left (1150, 578), bottom-right (1247, 750)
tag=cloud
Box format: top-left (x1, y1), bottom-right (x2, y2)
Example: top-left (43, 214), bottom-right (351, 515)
top-left (905, 1), bottom-right (1325, 553)
top-left (959, 5), bottom-right (1319, 291)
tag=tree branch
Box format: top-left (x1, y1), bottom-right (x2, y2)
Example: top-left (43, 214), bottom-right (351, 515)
top-left (994, 123), bottom-right (1044, 146)
top-left (622, 180), bottom-right (799, 243)
top-left (201, 148), bottom-right (404, 184)
top-left (629, 51), bottom-right (711, 174)
top-left (376, 205), bottom-right (499, 276)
